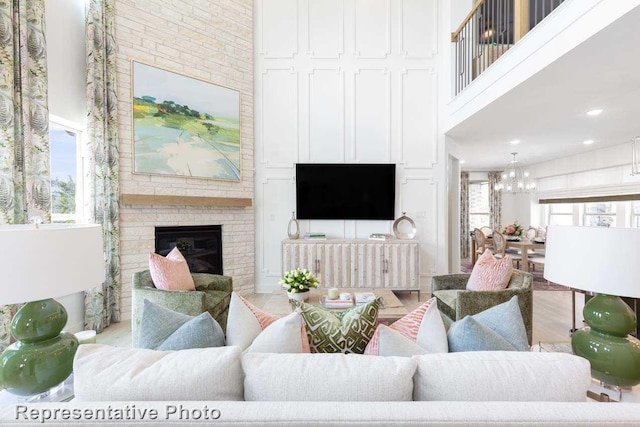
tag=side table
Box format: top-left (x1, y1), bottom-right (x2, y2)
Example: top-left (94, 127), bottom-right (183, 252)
top-left (0, 375), bottom-right (74, 404)
top-left (532, 342), bottom-right (640, 403)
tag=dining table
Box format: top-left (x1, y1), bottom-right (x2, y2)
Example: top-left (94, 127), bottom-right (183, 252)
top-left (470, 234), bottom-right (545, 272)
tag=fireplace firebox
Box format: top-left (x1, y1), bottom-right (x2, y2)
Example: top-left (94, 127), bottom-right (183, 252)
top-left (155, 225), bottom-right (222, 275)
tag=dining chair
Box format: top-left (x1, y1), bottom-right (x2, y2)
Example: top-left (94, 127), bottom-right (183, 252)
top-left (492, 230), bottom-right (522, 268)
top-left (525, 227), bottom-right (538, 241)
top-left (472, 228), bottom-right (491, 264)
top-left (480, 226), bottom-right (493, 237)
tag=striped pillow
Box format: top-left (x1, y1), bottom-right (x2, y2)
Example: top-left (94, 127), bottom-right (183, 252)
top-left (466, 249), bottom-right (513, 291)
top-left (364, 297), bottom-right (448, 356)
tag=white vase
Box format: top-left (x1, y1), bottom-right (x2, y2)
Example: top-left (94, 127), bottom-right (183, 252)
top-left (287, 291), bottom-right (310, 301)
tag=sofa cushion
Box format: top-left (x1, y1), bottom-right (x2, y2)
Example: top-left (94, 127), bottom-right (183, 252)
top-left (292, 298), bottom-right (381, 353)
top-left (466, 249), bottom-right (513, 291)
top-left (226, 292), bottom-right (309, 353)
top-left (448, 296), bottom-right (529, 352)
top-left (242, 353), bottom-right (417, 401)
top-left (148, 247), bottom-right (195, 291)
top-left (73, 344), bottom-right (244, 401)
top-left (412, 351), bottom-right (591, 402)
top-left (138, 299), bottom-right (225, 350)
top-left (365, 297), bottom-right (448, 356)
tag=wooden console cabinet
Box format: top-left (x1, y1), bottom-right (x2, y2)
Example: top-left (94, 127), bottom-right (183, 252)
top-left (281, 239), bottom-right (420, 290)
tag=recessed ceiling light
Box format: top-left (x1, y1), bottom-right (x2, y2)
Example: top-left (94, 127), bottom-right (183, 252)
top-left (583, 139), bottom-right (595, 145)
top-left (459, 160), bottom-right (466, 164)
top-left (586, 109), bottom-right (603, 116)
top-left (510, 140), bottom-right (520, 145)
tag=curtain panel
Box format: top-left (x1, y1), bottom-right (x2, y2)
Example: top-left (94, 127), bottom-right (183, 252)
top-left (84, 0), bottom-right (120, 332)
top-left (460, 172), bottom-right (470, 259)
top-left (488, 172), bottom-right (502, 231)
top-left (0, 0), bottom-right (51, 348)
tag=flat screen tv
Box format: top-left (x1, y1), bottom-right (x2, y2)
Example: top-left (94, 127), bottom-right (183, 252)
top-left (296, 163), bottom-right (395, 220)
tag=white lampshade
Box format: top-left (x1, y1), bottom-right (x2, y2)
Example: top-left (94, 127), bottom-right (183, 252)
top-left (0, 224), bottom-right (104, 305)
top-left (544, 225), bottom-right (640, 298)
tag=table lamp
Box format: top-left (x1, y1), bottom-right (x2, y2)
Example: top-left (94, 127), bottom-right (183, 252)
top-left (0, 224), bottom-right (104, 397)
top-left (544, 225), bottom-right (640, 388)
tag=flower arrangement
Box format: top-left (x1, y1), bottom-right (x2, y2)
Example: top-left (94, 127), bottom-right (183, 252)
top-left (279, 268), bottom-right (319, 294)
top-left (503, 222), bottom-right (524, 236)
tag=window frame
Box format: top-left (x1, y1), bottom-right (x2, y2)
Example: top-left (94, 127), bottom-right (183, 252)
top-left (49, 114), bottom-right (85, 224)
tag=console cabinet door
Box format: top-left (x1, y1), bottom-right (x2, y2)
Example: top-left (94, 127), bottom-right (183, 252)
top-left (282, 242), bottom-right (320, 275)
top-left (352, 243), bottom-right (385, 288)
top-left (320, 243), bottom-right (350, 288)
top-left (383, 243), bottom-right (419, 289)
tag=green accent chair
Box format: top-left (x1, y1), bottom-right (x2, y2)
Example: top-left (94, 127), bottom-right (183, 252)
top-left (431, 269), bottom-right (533, 345)
top-left (132, 270), bottom-right (232, 346)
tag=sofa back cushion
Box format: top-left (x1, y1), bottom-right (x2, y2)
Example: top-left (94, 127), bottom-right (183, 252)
top-left (73, 344), bottom-right (244, 401)
top-left (242, 353), bottom-right (417, 401)
top-left (412, 352), bottom-right (590, 402)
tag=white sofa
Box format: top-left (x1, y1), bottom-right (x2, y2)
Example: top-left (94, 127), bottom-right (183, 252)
top-left (1, 345), bottom-right (639, 426)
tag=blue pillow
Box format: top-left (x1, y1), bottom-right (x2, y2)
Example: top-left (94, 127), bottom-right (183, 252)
top-left (447, 296), bottom-right (529, 352)
top-left (139, 299), bottom-right (225, 350)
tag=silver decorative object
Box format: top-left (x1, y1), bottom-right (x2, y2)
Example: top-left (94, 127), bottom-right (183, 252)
top-left (393, 212), bottom-right (416, 240)
top-left (287, 211), bottom-right (300, 239)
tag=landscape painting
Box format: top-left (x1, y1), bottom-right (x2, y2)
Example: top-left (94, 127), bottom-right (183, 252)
top-left (132, 61), bottom-right (241, 180)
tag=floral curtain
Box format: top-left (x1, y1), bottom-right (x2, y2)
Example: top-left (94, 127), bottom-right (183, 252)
top-left (460, 171), bottom-right (469, 259)
top-left (0, 0), bottom-right (51, 349)
top-left (84, 0), bottom-right (120, 332)
top-left (488, 171), bottom-right (502, 231)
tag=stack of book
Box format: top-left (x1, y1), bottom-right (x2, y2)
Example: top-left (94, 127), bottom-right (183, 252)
top-left (354, 292), bottom-right (376, 305)
top-left (368, 233), bottom-right (392, 241)
top-left (322, 296), bottom-right (354, 309)
top-left (305, 232), bottom-right (326, 240)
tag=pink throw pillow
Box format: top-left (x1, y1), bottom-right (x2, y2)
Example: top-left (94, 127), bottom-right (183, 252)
top-left (466, 249), bottom-right (513, 291)
top-left (149, 247), bottom-right (196, 291)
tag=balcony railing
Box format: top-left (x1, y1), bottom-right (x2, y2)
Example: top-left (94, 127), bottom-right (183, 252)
top-left (452, 0), bottom-right (565, 95)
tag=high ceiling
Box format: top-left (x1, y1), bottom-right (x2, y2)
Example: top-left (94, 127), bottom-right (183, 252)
top-left (447, 5), bottom-right (640, 170)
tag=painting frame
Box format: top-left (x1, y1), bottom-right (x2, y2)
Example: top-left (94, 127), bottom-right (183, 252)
top-left (131, 60), bottom-right (242, 182)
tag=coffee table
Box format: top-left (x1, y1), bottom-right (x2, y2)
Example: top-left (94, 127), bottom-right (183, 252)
top-left (262, 288), bottom-right (409, 324)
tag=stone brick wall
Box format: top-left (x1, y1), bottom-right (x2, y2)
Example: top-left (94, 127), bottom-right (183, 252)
top-left (114, 0), bottom-right (254, 319)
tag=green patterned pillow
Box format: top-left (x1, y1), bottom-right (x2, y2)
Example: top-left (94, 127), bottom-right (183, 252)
top-left (291, 298), bottom-right (381, 354)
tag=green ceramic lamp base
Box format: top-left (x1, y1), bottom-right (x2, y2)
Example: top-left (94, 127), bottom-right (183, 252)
top-left (0, 299), bottom-right (79, 396)
top-left (572, 294), bottom-right (640, 388)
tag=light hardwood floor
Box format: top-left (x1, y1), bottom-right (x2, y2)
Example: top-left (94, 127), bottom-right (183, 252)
top-left (96, 288), bottom-right (585, 347)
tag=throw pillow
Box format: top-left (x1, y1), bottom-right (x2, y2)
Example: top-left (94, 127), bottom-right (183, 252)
top-left (364, 297), bottom-right (448, 356)
top-left (447, 296), bottom-right (529, 352)
top-left (291, 298), bottom-right (381, 354)
top-left (73, 345), bottom-right (244, 401)
top-left (149, 247), bottom-right (195, 291)
top-left (466, 249), bottom-right (513, 291)
top-left (138, 299), bottom-right (225, 350)
top-left (226, 292), bottom-right (310, 353)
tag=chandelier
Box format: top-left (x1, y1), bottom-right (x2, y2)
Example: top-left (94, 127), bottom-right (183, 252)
top-left (494, 152), bottom-right (536, 193)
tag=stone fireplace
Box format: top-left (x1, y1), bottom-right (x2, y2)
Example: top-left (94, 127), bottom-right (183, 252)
top-left (155, 225), bottom-right (223, 275)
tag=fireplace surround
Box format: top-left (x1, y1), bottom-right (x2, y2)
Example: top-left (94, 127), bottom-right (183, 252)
top-left (155, 225), bottom-right (223, 275)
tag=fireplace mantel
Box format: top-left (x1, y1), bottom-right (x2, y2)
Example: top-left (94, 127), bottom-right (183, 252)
top-left (121, 194), bottom-right (252, 208)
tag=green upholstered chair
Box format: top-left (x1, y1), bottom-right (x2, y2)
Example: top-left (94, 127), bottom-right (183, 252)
top-left (131, 270), bottom-right (232, 346)
top-left (431, 269), bottom-right (533, 345)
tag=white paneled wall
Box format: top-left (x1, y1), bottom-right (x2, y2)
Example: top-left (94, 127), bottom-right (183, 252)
top-left (255, 0), bottom-right (441, 292)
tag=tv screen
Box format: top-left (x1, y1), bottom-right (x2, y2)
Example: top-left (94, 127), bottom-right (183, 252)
top-left (296, 163), bottom-right (396, 220)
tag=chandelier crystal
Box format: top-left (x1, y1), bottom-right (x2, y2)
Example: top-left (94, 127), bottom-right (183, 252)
top-left (494, 152), bottom-right (536, 193)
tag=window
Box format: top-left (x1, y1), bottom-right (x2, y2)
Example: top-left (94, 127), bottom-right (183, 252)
top-left (469, 182), bottom-right (490, 230)
top-left (49, 116), bottom-right (83, 223)
top-left (584, 202), bottom-right (616, 228)
top-left (548, 203), bottom-right (573, 226)
top-left (631, 201), bottom-right (640, 228)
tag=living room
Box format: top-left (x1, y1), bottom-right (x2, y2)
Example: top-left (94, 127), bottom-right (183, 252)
top-left (1, 0), bottom-right (640, 424)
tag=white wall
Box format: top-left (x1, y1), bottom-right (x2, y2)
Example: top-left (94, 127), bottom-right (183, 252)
top-left (45, 0), bottom-right (86, 333)
top-left (254, 0), bottom-right (446, 291)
